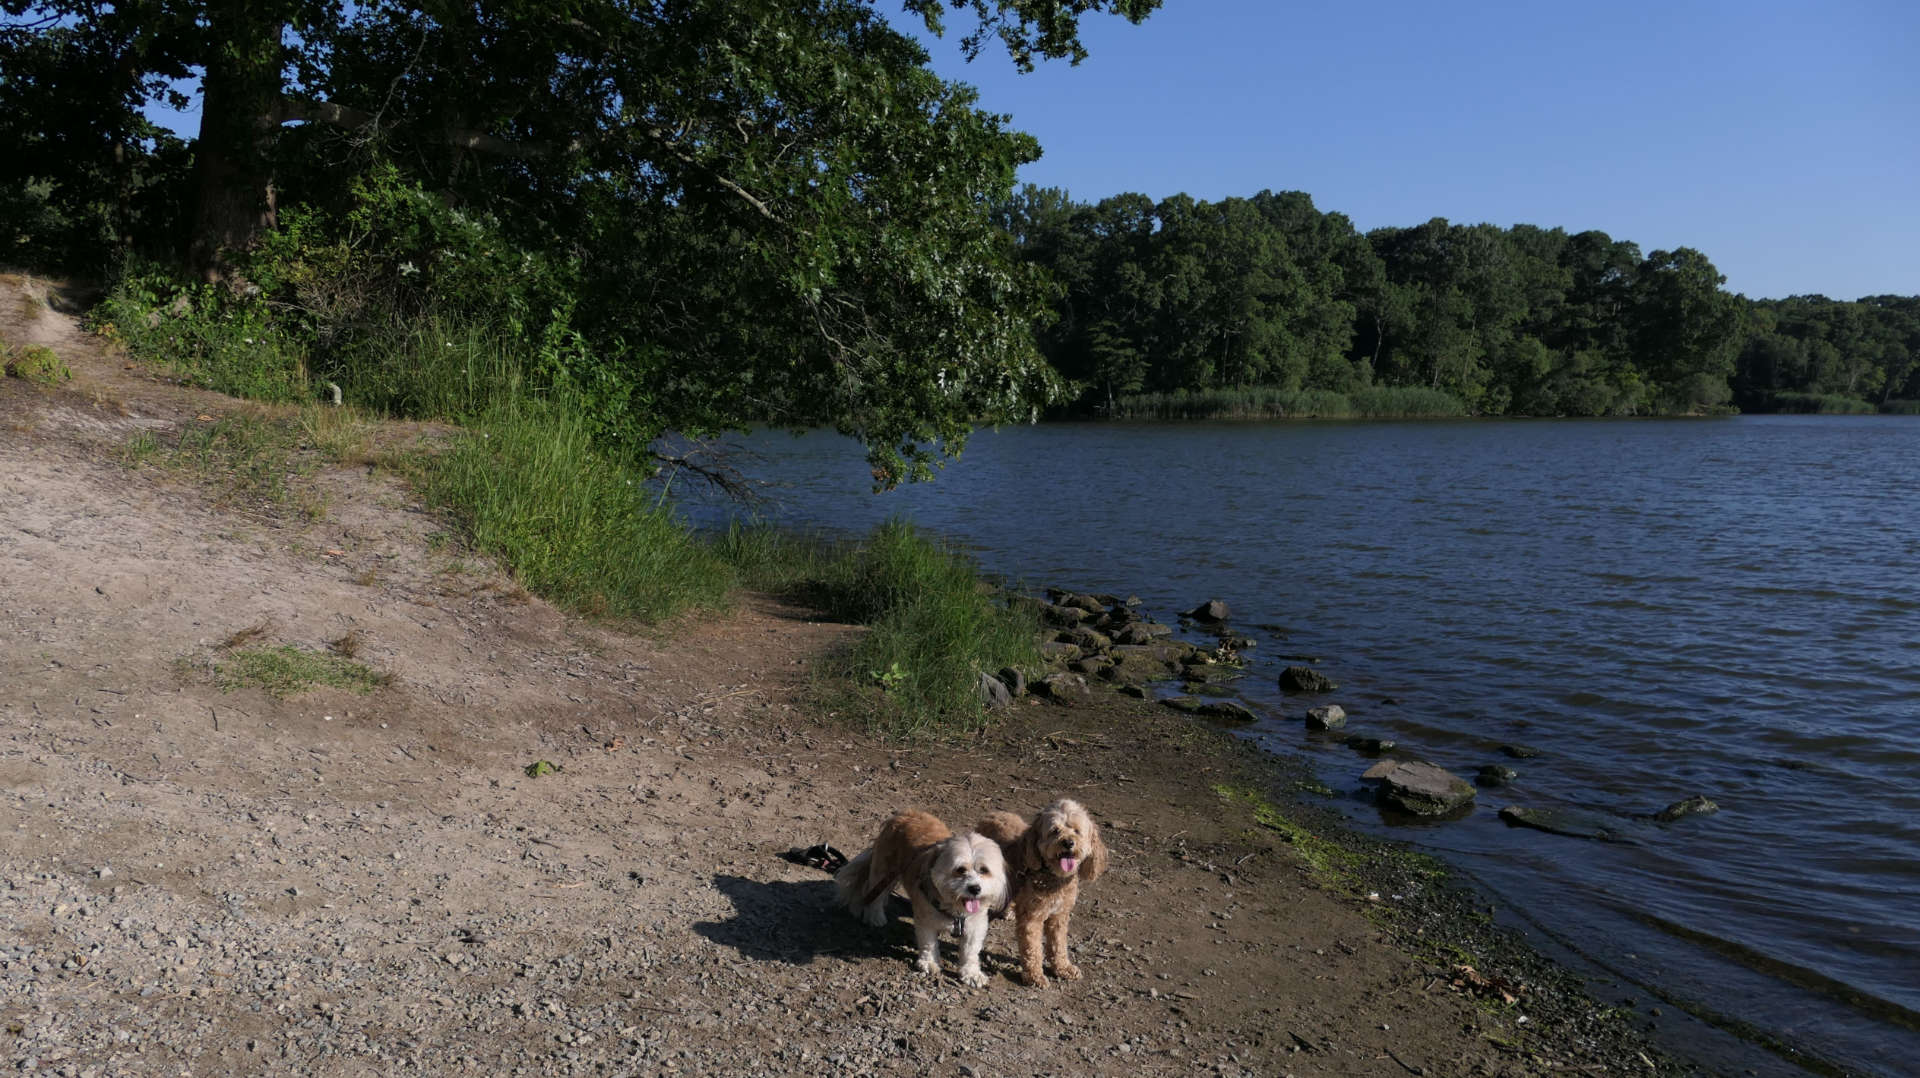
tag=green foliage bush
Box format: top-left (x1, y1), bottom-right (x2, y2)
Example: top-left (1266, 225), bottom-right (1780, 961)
top-left (90, 261), bottom-right (310, 402)
top-left (2, 342), bottom-right (71, 385)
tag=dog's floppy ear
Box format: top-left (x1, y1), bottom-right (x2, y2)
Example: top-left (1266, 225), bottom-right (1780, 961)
top-left (904, 842), bottom-right (941, 901)
top-left (1016, 818), bottom-right (1046, 877)
top-left (1079, 812), bottom-right (1108, 883)
top-left (974, 833), bottom-right (1013, 913)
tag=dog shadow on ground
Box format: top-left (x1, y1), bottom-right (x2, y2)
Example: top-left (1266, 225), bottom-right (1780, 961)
top-left (693, 874), bottom-right (908, 966)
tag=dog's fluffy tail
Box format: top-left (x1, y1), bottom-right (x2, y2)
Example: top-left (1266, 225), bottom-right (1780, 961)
top-left (832, 848), bottom-right (868, 908)
top-left (834, 847), bottom-right (891, 925)
top-left (973, 810), bottom-right (1028, 849)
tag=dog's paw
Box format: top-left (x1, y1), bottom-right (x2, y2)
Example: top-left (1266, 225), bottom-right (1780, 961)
top-left (1053, 961), bottom-right (1082, 982)
top-left (1023, 968), bottom-right (1049, 988)
top-left (959, 966), bottom-right (989, 988)
top-left (914, 954), bottom-right (939, 976)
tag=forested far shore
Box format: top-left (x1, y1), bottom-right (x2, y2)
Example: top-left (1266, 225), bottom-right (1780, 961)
top-left (999, 187), bottom-right (1920, 419)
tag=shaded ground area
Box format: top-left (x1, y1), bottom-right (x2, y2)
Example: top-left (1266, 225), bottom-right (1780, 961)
top-left (2, 274), bottom-right (1689, 1076)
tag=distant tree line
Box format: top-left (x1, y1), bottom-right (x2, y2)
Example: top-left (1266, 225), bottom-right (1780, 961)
top-left (1735, 295), bottom-right (1920, 413)
top-left (999, 187), bottom-right (1920, 417)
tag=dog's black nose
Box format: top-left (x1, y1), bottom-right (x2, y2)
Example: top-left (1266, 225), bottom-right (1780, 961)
top-left (1061, 839), bottom-right (1076, 853)
top-left (965, 882), bottom-right (981, 896)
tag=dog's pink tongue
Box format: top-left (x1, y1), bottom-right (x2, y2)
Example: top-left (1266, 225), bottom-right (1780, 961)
top-left (1060, 856), bottom-right (1079, 875)
top-left (964, 898), bottom-right (981, 915)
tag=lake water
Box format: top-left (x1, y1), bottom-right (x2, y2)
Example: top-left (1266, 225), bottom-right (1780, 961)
top-left (675, 416), bottom-right (1920, 1077)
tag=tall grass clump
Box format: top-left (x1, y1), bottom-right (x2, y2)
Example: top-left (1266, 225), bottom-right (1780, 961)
top-left (715, 523), bottom-right (843, 598)
top-left (721, 519), bottom-right (1039, 738)
top-left (1880, 399), bottom-right (1920, 415)
top-left (419, 394), bottom-right (731, 621)
top-left (829, 521), bottom-right (1040, 739)
top-left (319, 314), bottom-right (531, 419)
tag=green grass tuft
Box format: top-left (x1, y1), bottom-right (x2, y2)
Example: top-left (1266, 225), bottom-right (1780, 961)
top-left (417, 395), bottom-right (733, 622)
top-left (3, 343), bottom-right (71, 385)
top-left (824, 521), bottom-right (1038, 739)
top-left (124, 413), bottom-right (327, 519)
top-left (719, 520), bottom-right (1041, 739)
top-left (216, 645), bottom-right (389, 698)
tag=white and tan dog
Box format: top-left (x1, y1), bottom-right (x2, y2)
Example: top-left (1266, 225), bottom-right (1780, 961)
top-left (976, 798), bottom-right (1108, 986)
top-left (835, 809), bottom-right (1008, 987)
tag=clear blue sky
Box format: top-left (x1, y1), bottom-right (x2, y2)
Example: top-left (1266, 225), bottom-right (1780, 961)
top-left (145, 1), bottom-right (1914, 300)
top-left (907, 0), bottom-right (1918, 301)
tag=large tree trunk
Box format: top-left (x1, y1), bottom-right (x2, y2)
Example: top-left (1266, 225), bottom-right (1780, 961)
top-left (185, 1), bottom-right (286, 281)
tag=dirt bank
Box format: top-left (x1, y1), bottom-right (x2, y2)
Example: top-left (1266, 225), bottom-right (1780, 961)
top-left (2, 274), bottom-right (1691, 1076)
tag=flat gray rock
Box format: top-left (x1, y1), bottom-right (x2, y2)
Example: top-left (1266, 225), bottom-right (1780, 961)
top-left (1366, 760), bottom-right (1475, 816)
top-left (1499, 805), bottom-right (1623, 842)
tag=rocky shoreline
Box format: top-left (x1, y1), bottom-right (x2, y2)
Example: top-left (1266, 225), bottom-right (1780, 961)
top-left (980, 585), bottom-right (1798, 1075)
top-left (1002, 587), bottom-right (1723, 832)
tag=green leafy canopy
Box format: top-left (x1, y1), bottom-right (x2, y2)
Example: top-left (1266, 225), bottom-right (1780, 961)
top-left (2, 0), bottom-right (1161, 482)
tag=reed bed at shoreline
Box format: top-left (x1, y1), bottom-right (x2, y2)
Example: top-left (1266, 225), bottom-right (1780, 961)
top-left (1106, 385), bottom-right (1469, 421)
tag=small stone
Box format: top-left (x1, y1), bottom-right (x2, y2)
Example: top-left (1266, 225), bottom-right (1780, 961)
top-left (1476, 765), bottom-right (1518, 788)
top-left (1500, 744), bottom-right (1540, 759)
top-left (1654, 795), bottom-right (1719, 822)
top-left (1304, 704), bottom-right (1347, 730)
top-left (1035, 673), bottom-right (1093, 706)
top-left (1184, 599), bottom-right (1231, 623)
top-left (997, 666), bottom-right (1028, 697)
top-left (95, 866), bottom-right (113, 880)
top-left (976, 671), bottom-right (1013, 712)
top-left (1279, 665), bottom-right (1337, 693)
top-left (1192, 700), bottom-right (1257, 723)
